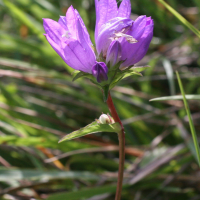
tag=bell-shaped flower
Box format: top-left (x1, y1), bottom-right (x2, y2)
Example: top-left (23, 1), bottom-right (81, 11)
top-left (95, 0), bottom-right (153, 68)
top-left (43, 5), bottom-right (108, 80)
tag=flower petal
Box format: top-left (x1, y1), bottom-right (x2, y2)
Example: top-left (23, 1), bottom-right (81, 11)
top-left (63, 40), bottom-right (96, 73)
top-left (119, 16), bottom-right (149, 62)
top-left (66, 5), bottom-right (78, 39)
top-left (75, 9), bottom-right (93, 47)
top-left (96, 17), bottom-right (133, 56)
top-left (106, 40), bottom-right (122, 66)
top-left (95, 0), bottom-right (118, 42)
top-left (129, 15), bottom-right (147, 39)
top-left (117, 0), bottom-right (131, 18)
top-left (66, 6), bottom-right (93, 47)
top-left (43, 18), bottom-right (67, 46)
top-left (121, 22), bottom-right (154, 67)
top-left (44, 34), bottom-right (66, 63)
top-left (75, 18), bottom-right (96, 67)
top-left (58, 16), bottom-right (68, 30)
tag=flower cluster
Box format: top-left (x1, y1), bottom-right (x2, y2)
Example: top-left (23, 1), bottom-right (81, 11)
top-left (43, 0), bottom-right (153, 84)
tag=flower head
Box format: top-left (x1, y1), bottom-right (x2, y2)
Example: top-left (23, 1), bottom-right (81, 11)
top-left (43, 1), bottom-right (153, 92)
top-left (95, 0), bottom-right (154, 68)
top-left (43, 5), bottom-right (108, 80)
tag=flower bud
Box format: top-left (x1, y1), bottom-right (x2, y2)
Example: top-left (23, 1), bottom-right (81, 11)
top-left (92, 62), bottom-right (108, 83)
top-left (99, 114), bottom-right (114, 124)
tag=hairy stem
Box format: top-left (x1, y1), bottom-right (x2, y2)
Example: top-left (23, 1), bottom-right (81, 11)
top-left (106, 92), bottom-right (125, 200)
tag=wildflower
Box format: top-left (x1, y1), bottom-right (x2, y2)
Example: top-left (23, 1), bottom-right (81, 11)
top-left (95, 0), bottom-right (154, 68)
top-left (43, 5), bottom-right (108, 82)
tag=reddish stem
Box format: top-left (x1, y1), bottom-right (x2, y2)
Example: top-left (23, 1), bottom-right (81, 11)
top-left (106, 92), bottom-right (125, 200)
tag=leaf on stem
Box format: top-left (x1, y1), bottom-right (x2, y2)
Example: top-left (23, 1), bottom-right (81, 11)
top-left (59, 121), bottom-right (121, 143)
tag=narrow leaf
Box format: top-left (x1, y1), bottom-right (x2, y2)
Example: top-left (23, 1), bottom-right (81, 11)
top-left (176, 71), bottom-right (200, 166)
top-left (150, 95), bottom-right (200, 101)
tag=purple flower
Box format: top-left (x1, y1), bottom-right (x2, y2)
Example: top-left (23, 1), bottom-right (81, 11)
top-left (43, 5), bottom-right (108, 79)
top-left (95, 0), bottom-right (154, 68)
top-left (92, 62), bottom-right (108, 83)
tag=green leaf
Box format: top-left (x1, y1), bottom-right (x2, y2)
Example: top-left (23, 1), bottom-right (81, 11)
top-left (59, 122), bottom-right (121, 143)
top-left (176, 71), bottom-right (200, 166)
top-left (150, 95), bottom-right (200, 101)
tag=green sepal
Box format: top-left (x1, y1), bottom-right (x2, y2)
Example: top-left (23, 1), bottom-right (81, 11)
top-left (72, 71), bottom-right (94, 82)
top-left (59, 121), bottom-right (121, 143)
top-left (130, 65), bottom-right (150, 72)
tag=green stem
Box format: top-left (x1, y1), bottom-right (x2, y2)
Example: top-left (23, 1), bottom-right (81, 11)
top-left (106, 91), bottom-right (125, 200)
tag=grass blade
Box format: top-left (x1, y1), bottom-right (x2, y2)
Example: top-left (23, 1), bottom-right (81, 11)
top-left (150, 95), bottom-right (200, 101)
top-left (157, 0), bottom-right (200, 38)
top-left (176, 71), bottom-right (200, 166)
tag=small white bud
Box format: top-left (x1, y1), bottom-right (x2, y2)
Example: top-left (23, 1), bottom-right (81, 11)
top-left (99, 114), bottom-right (114, 124)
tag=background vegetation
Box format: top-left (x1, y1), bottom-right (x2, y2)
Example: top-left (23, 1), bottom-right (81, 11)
top-left (0, 0), bottom-right (200, 199)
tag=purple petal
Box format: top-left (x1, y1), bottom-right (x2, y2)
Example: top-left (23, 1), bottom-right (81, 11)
top-left (95, 0), bottom-right (118, 43)
top-left (63, 40), bottom-right (96, 73)
top-left (96, 17), bottom-right (133, 56)
top-left (146, 17), bottom-right (153, 25)
top-left (65, 6), bottom-right (93, 47)
top-left (121, 22), bottom-right (154, 67)
top-left (44, 34), bottom-right (66, 63)
top-left (66, 5), bottom-right (78, 39)
top-left (131, 23), bottom-right (153, 64)
top-left (120, 16), bottom-right (150, 62)
top-left (45, 34), bottom-right (94, 73)
top-left (75, 18), bottom-right (96, 68)
top-left (118, 0), bottom-right (131, 18)
top-left (58, 16), bottom-right (68, 30)
top-left (128, 15), bottom-right (147, 39)
top-left (92, 62), bottom-right (108, 83)
top-left (75, 9), bottom-right (93, 47)
top-left (43, 18), bottom-right (66, 45)
top-left (106, 40), bottom-right (122, 66)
